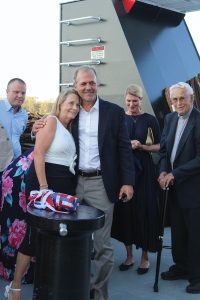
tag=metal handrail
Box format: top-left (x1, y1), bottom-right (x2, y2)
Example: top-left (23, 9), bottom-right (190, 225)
top-left (60, 60), bottom-right (102, 67)
top-left (60, 38), bottom-right (102, 46)
top-left (59, 82), bottom-right (106, 87)
top-left (60, 16), bottom-right (103, 25)
top-left (59, 83), bottom-right (74, 87)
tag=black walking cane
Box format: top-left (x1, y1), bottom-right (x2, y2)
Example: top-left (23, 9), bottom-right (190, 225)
top-left (153, 187), bottom-right (169, 292)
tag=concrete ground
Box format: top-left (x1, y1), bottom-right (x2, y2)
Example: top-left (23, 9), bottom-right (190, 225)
top-left (0, 228), bottom-right (199, 299)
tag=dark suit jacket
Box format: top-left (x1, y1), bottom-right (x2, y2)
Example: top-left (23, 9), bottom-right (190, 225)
top-left (71, 98), bottom-right (135, 203)
top-left (159, 107), bottom-right (200, 208)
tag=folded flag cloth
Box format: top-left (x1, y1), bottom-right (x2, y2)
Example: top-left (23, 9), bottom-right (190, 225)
top-left (28, 189), bottom-right (80, 214)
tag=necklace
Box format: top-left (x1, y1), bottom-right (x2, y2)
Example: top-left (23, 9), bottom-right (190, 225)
top-left (126, 112), bottom-right (142, 123)
top-left (132, 115), bottom-right (139, 123)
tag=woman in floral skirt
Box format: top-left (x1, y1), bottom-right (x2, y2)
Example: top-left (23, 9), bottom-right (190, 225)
top-left (0, 147), bottom-right (34, 282)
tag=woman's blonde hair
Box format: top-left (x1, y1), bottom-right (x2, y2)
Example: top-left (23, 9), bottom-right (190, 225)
top-left (125, 84), bottom-right (143, 99)
top-left (51, 89), bottom-right (80, 117)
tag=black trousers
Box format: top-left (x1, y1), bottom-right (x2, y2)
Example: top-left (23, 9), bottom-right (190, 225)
top-left (170, 189), bottom-right (200, 284)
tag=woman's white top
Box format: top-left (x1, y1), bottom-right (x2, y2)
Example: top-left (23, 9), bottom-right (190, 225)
top-left (45, 116), bottom-right (77, 174)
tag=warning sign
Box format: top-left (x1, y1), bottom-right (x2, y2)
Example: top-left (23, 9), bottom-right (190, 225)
top-left (91, 45), bottom-right (105, 60)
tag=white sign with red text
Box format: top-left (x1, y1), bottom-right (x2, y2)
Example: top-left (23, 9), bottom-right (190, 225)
top-left (91, 45), bottom-right (105, 59)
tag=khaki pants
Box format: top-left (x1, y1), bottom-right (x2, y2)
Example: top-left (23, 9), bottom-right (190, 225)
top-left (76, 176), bottom-right (114, 300)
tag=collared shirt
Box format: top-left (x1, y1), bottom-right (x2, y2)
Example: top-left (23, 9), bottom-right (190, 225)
top-left (170, 106), bottom-right (193, 167)
top-left (0, 99), bottom-right (28, 159)
top-left (78, 97), bottom-right (100, 171)
top-left (0, 124), bottom-right (13, 171)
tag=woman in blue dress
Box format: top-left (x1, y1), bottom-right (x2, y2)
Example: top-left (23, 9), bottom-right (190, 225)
top-left (111, 84), bottom-right (161, 274)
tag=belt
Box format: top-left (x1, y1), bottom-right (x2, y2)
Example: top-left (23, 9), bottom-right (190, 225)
top-left (78, 169), bottom-right (102, 177)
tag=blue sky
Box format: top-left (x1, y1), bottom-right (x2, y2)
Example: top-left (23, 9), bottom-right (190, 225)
top-left (0, 1), bottom-right (199, 100)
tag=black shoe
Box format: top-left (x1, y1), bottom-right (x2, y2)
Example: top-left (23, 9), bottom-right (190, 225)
top-left (161, 265), bottom-right (188, 280)
top-left (137, 261), bottom-right (150, 275)
top-left (119, 262), bottom-right (134, 271)
top-left (186, 282), bottom-right (200, 294)
top-left (137, 267), bottom-right (149, 275)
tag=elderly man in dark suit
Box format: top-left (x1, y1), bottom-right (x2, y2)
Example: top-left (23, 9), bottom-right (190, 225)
top-left (158, 82), bottom-right (200, 294)
top-left (72, 66), bottom-right (134, 300)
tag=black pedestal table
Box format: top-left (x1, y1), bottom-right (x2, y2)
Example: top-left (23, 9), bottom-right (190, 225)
top-left (27, 204), bottom-right (105, 300)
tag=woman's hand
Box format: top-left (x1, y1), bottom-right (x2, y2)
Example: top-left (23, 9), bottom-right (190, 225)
top-left (131, 140), bottom-right (160, 152)
top-left (131, 140), bottom-right (142, 150)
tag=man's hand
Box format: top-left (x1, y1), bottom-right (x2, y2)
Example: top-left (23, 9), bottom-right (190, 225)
top-left (32, 117), bottom-right (47, 135)
top-left (157, 172), bottom-right (167, 184)
top-left (158, 172), bottom-right (174, 189)
top-left (119, 185), bottom-right (134, 202)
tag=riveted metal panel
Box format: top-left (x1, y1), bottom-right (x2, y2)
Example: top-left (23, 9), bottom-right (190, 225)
top-left (59, 0), bottom-right (154, 114)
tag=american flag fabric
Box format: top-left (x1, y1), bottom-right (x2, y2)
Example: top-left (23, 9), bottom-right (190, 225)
top-left (28, 189), bottom-right (79, 214)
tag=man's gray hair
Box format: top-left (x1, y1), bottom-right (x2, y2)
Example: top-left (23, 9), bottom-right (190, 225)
top-left (73, 65), bottom-right (97, 84)
top-left (169, 82), bottom-right (194, 98)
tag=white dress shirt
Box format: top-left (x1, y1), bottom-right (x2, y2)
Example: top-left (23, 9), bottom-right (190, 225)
top-left (78, 98), bottom-right (100, 171)
top-left (170, 107), bottom-right (193, 167)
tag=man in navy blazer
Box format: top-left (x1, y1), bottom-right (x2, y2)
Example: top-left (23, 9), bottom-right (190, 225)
top-left (158, 82), bottom-right (200, 294)
top-left (72, 66), bottom-right (134, 300)
top-left (32, 66), bottom-right (134, 299)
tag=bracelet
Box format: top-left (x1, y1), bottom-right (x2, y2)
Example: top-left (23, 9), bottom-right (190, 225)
top-left (40, 184), bottom-right (48, 188)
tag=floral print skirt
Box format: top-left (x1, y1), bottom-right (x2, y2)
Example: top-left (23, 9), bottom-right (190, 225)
top-left (0, 147), bottom-right (35, 282)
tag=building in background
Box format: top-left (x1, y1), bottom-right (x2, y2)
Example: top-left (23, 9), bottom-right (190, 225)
top-left (59, 0), bottom-right (200, 127)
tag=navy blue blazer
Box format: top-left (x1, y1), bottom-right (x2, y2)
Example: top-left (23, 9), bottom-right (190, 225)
top-left (71, 98), bottom-right (135, 203)
top-left (159, 108), bottom-right (200, 208)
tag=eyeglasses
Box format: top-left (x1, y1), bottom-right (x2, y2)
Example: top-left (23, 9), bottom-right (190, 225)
top-left (171, 97), bottom-right (191, 104)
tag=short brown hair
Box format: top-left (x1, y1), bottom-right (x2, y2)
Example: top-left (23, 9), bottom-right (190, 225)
top-left (73, 65), bottom-right (97, 85)
top-left (7, 78), bottom-right (26, 89)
